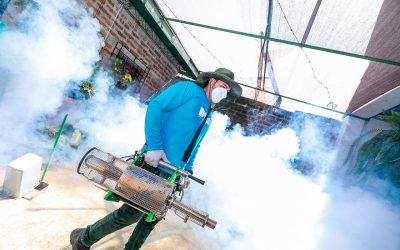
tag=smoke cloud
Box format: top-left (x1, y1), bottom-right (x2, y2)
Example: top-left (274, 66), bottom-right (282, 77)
top-left (0, 0), bottom-right (102, 163)
top-left (74, 72), bottom-right (147, 158)
top-left (188, 113), bottom-right (400, 250)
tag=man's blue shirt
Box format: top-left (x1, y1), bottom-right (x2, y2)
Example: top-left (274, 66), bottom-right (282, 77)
top-left (144, 81), bottom-right (211, 172)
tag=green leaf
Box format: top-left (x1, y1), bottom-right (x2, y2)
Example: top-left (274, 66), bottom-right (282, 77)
top-left (382, 111), bottom-right (400, 128)
top-left (350, 112), bottom-right (400, 187)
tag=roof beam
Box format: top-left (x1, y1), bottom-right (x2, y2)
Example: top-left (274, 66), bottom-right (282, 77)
top-left (301, 0), bottom-right (322, 44)
top-left (166, 17), bottom-right (400, 67)
top-left (129, 0), bottom-right (199, 78)
top-left (238, 82), bottom-right (368, 121)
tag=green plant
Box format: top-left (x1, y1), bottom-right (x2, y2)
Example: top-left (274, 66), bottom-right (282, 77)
top-left (112, 58), bottom-right (134, 89)
top-left (348, 111), bottom-right (400, 186)
top-left (112, 58), bottom-right (123, 75)
top-left (80, 81), bottom-right (96, 97)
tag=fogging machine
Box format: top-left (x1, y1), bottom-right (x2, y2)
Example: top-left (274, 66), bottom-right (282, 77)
top-left (77, 147), bottom-right (216, 229)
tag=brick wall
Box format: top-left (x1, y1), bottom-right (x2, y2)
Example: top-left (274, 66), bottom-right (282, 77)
top-left (218, 95), bottom-right (341, 138)
top-left (80, 0), bottom-right (180, 97)
top-left (217, 97), bottom-right (292, 134)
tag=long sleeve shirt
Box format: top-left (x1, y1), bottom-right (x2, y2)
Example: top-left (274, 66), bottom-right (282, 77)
top-left (144, 81), bottom-right (212, 173)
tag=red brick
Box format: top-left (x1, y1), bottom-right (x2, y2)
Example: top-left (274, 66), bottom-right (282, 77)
top-left (114, 22), bottom-right (123, 31)
top-left (105, 4), bottom-right (116, 16)
top-left (117, 30), bottom-right (126, 40)
top-left (98, 19), bottom-right (109, 29)
top-left (110, 30), bottom-right (117, 38)
top-left (124, 23), bottom-right (131, 31)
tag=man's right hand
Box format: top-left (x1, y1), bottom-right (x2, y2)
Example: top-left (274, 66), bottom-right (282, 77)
top-left (144, 150), bottom-right (169, 167)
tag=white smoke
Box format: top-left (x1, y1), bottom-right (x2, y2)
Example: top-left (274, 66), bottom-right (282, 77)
top-left (0, 0), bottom-right (102, 163)
top-left (188, 113), bottom-right (400, 250)
top-left (75, 71), bottom-right (147, 158)
top-left (316, 183), bottom-right (400, 250)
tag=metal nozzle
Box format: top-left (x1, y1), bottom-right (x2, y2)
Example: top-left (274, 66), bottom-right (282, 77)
top-left (170, 199), bottom-right (217, 229)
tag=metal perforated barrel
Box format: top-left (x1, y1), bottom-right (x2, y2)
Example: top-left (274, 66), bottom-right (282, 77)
top-left (78, 148), bottom-right (174, 218)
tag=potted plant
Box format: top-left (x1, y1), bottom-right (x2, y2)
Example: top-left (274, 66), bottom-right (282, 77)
top-left (112, 58), bottom-right (134, 90)
top-left (115, 71), bottom-right (133, 90)
top-left (80, 80), bottom-right (96, 99)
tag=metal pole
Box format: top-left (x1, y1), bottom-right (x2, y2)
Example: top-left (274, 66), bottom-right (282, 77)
top-left (238, 83), bottom-right (368, 120)
top-left (263, 0), bottom-right (273, 89)
top-left (301, 0), bottom-right (322, 44)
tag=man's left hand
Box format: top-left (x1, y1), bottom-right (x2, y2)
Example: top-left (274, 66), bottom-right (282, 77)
top-left (144, 150), bottom-right (169, 167)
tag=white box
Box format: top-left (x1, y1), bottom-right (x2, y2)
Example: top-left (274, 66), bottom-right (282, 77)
top-left (3, 153), bottom-right (43, 198)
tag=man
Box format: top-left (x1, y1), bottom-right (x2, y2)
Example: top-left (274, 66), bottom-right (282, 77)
top-left (70, 68), bottom-right (242, 250)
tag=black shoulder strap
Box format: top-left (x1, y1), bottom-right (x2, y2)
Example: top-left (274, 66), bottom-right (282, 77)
top-left (181, 105), bottom-right (212, 163)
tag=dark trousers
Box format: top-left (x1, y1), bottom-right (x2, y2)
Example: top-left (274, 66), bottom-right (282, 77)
top-left (80, 164), bottom-right (170, 249)
top-left (81, 204), bottom-right (159, 249)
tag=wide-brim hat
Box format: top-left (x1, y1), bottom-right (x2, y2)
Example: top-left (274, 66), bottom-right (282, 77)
top-left (195, 68), bottom-right (242, 99)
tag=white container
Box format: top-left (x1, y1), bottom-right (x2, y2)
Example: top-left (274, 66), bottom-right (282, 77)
top-left (3, 153), bottom-right (43, 198)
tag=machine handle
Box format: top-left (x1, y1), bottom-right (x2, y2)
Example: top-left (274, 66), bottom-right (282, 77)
top-left (159, 160), bottom-right (205, 185)
top-left (188, 175), bottom-right (205, 185)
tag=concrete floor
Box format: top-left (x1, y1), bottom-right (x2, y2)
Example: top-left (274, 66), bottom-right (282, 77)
top-left (0, 163), bottom-right (219, 250)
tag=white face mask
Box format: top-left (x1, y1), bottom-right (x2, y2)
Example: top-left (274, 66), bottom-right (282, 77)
top-left (211, 87), bottom-right (228, 103)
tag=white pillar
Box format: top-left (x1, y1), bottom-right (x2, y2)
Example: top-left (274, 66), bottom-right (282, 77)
top-left (331, 116), bottom-right (366, 173)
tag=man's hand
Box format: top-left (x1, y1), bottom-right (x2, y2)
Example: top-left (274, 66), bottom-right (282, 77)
top-left (144, 150), bottom-right (169, 167)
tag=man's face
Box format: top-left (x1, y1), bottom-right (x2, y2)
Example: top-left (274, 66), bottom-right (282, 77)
top-left (206, 78), bottom-right (231, 104)
top-left (212, 79), bottom-right (231, 92)
top-left (204, 78), bottom-right (231, 104)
